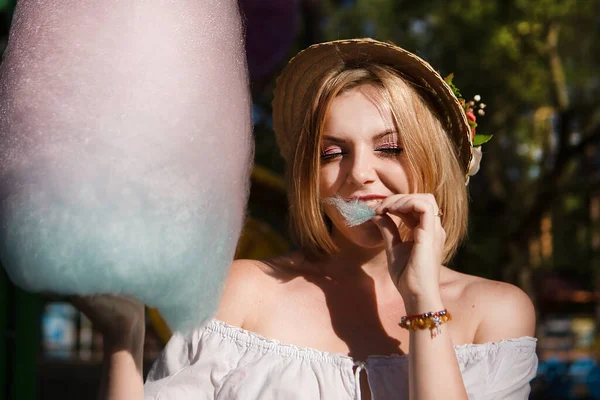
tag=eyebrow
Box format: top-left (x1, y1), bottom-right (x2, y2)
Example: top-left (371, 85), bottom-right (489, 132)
top-left (373, 129), bottom-right (398, 140)
top-left (322, 129), bottom-right (398, 143)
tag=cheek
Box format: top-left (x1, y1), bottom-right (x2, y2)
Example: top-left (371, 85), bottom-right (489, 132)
top-left (400, 159), bottom-right (417, 191)
top-left (318, 168), bottom-right (339, 196)
top-left (384, 161), bottom-right (413, 193)
top-left (322, 203), bottom-right (337, 221)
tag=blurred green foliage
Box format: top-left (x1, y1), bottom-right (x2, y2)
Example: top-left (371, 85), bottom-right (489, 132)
top-left (250, 0), bottom-right (600, 290)
top-left (0, 0), bottom-right (14, 14)
top-left (314, 0), bottom-right (600, 288)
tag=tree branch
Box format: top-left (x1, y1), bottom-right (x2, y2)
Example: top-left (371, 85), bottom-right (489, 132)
top-left (509, 118), bottom-right (600, 242)
top-left (506, 22), bottom-right (599, 244)
top-left (547, 23), bottom-right (569, 112)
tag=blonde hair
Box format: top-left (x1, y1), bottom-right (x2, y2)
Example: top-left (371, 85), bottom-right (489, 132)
top-left (286, 64), bottom-right (468, 264)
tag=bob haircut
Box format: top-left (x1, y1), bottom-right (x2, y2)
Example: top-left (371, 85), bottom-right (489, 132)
top-left (286, 63), bottom-right (468, 264)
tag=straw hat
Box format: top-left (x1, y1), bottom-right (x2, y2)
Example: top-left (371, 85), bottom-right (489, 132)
top-left (272, 38), bottom-right (473, 176)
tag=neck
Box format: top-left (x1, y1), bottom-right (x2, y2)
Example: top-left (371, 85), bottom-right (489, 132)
top-left (318, 229), bottom-right (394, 289)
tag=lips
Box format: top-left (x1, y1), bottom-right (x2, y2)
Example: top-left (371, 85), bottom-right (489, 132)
top-left (355, 194), bottom-right (387, 201)
top-left (347, 194), bottom-right (387, 208)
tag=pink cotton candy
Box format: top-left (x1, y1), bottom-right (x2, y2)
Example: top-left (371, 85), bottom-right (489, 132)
top-left (0, 0), bottom-right (253, 333)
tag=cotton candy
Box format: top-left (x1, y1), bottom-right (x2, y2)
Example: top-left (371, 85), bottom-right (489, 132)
top-left (325, 197), bottom-right (377, 227)
top-left (0, 0), bottom-right (253, 333)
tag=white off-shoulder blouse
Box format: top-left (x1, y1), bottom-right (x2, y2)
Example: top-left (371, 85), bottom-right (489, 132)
top-left (144, 319), bottom-right (538, 400)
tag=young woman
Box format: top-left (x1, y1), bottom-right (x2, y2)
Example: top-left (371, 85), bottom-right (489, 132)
top-left (77, 39), bottom-right (537, 400)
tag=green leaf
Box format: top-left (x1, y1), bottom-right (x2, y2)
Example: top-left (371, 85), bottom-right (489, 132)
top-left (444, 73), bottom-right (462, 99)
top-left (473, 134), bottom-right (493, 147)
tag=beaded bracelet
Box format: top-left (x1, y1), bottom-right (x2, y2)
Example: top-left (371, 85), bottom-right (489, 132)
top-left (399, 309), bottom-right (452, 337)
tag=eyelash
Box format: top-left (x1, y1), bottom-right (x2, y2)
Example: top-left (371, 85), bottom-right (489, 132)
top-left (321, 151), bottom-right (345, 161)
top-left (377, 147), bottom-right (403, 155)
top-left (320, 147), bottom-right (404, 161)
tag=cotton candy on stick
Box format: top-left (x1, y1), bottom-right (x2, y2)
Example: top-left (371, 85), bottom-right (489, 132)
top-left (0, 0), bottom-right (252, 332)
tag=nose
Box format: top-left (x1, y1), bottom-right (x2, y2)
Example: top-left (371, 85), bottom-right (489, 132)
top-left (347, 147), bottom-right (376, 186)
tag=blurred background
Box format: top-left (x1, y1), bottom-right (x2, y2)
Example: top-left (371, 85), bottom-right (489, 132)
top-left (1, 0), bottom-right (600, 399)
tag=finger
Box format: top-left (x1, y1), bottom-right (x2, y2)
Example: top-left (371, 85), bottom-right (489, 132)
top-left (69, 295), bottom-right (96, 310)
top-left (405, 200), bottom-right (436, 240)
top-left (436, 224), bottom-right (446, 253)
top-left (69, 294), bottom-right (117, 315)
top-left (372, 213), bottom-right (402, 252)
top-left (376, 194), bottom-right (439, 211)
top-left (376, 193), bottom-right (440, 218)
top-left (377, 198), bottom-right (420, 228)
top-left (380, 197), bottom-right (437, 233)
top-left (68, 296), bottom-right (83, 311)
top-left (69, 295), bottom-right (105, 326)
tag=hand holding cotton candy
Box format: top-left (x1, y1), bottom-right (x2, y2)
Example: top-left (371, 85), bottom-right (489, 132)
top-left (0, 0), bottom-right (252, 333)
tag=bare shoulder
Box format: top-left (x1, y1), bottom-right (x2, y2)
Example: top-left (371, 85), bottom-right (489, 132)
top-left (461, 274), bottom-right (536, 344)
top-left (214, 252), bottom-right (305, 328)
top-left (214, 258), bottom-right (274, 328)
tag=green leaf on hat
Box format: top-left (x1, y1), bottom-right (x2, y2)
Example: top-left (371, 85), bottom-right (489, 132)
top-left (473, 134), bottom-right (493, 147)
top-left (443, 73), bottom-right (462, 99)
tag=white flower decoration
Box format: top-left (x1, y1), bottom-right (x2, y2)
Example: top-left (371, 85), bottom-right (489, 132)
top-left (468, 146), bottom-right (483, 177)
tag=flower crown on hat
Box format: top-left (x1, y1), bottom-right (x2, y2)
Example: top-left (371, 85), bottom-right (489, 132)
top-left (444, 74), bottom-right (492, 181)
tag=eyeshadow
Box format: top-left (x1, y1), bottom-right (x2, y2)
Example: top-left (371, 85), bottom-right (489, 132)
top-left (324, 196), bottom-right (376, 227)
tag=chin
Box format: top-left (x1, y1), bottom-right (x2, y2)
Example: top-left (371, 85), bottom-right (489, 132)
top-left (334, 220), bottom-right (385, 249)
top-left (354, 232), bottom-right (385, 249)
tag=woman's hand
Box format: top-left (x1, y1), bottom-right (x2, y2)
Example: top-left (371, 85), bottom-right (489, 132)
top-left (372, 193), bottom-right (445, 311)
top-left (71, 295), bottom-right (146, 399)
top-left (70, 294), bottom-right (146, 348)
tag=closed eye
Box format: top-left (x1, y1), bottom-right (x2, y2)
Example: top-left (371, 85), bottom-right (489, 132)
top-left (377, 147), bottom-right (404, 155)
top-left (321, 144), bottom-right (345, 161)
top-left (321, 151), bottom-right (345, 161)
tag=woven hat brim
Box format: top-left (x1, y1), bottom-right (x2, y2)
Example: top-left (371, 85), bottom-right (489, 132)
top-left (272, 38), bottom-right (473, 176)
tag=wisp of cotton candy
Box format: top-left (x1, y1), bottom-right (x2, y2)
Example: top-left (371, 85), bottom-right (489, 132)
top-left (325, 196), bottom-right (377, 227)
top-left (0, 0), bottom-right (252, 333)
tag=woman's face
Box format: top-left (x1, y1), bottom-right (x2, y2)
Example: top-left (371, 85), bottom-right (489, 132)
top-left (319, 85), bottom-right (412, 248)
